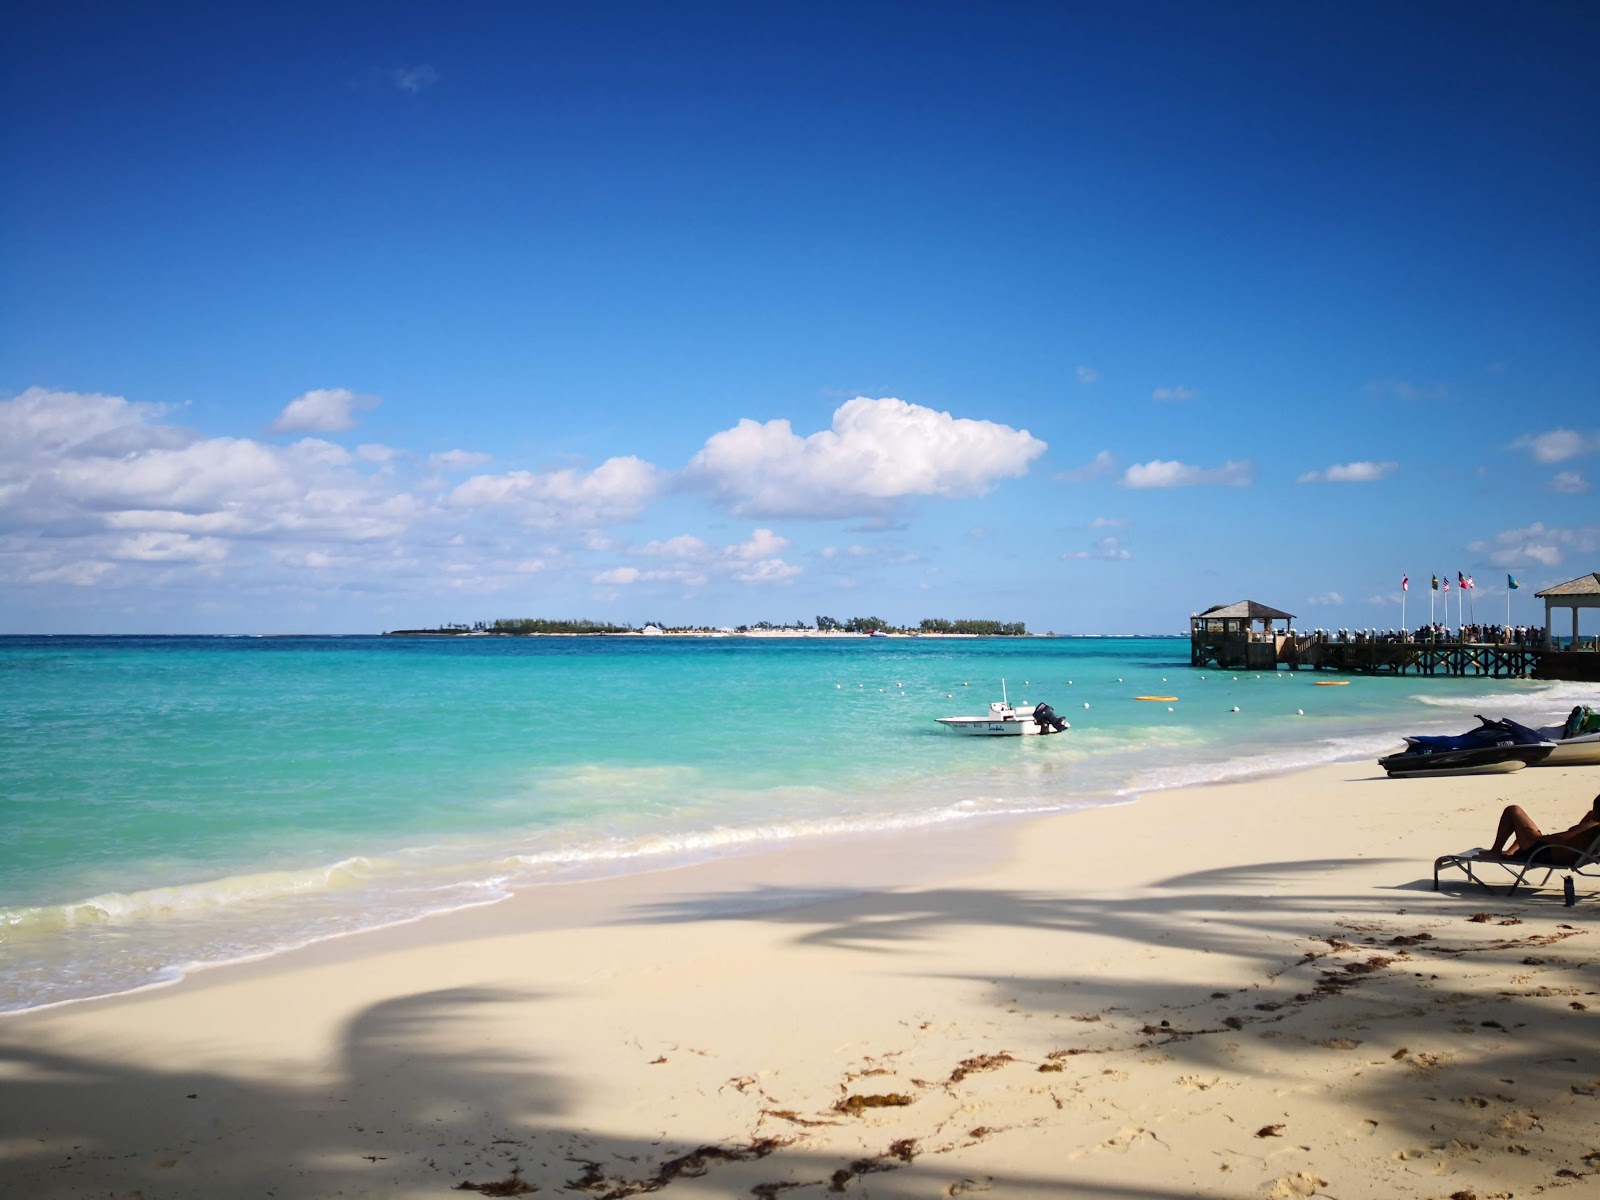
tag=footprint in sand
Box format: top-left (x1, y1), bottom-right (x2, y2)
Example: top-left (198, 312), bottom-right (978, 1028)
top-left (1267, 1171), bottom-right (1330, 1197)
top-left (1178, 1075), bottom-right (1219, 1090)
top-left (946, 1178), bottom-right (993, 1195)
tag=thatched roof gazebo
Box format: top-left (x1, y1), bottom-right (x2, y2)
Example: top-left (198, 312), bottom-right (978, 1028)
top-left (1191, 600), bottom-right (1296, 635)
top-left (1190, 601), bottom-right (1297, 669)
top-left (1535, 572), bottom-right (1600, 649)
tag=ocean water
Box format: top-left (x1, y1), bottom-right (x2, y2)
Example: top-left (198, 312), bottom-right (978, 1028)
top-left (0, 633), bottom-right (1588, 1013)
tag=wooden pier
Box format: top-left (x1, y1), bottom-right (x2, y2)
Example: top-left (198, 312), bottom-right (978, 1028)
top-left (1188, 599), bottom-right (1594, 680)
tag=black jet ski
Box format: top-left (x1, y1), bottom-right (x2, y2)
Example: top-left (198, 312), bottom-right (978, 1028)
top-left (1378, 715), bottom-right (1556, 777)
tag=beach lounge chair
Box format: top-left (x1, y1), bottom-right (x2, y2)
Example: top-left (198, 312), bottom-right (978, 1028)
top-left (1433, 830), bottom-right (1600, 897)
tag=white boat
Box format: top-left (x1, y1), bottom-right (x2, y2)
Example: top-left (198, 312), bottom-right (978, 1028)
top-left (1531, 705), bottom-right (1600, 765)
top-left (935, 681), bottom-right (1066, 736)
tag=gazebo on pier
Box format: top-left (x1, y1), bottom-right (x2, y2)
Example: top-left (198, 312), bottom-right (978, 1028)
top-left (1190, 600), bottom-right (1296, 669)
top-left (1536, 572), bottom-right (1600, 653)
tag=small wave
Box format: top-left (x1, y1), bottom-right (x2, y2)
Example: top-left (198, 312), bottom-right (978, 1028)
top-left (1117, 732), bottom-right (1400, 794)
top-left (0, 857), bottom-right (390, 943)
top-left (1409, 679), bottom-right (1586, 714)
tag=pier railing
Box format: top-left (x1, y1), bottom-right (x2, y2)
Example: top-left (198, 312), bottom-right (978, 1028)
top-left (1188, 630), bottom-right (1594, 679)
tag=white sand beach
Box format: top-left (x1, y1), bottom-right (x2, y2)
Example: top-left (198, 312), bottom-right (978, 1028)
top-left (3, 760), bottom-right (1597, 1199)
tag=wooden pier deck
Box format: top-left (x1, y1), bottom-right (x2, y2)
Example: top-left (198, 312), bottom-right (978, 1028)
top-left (1189, 632), bottom-right (1599, 680)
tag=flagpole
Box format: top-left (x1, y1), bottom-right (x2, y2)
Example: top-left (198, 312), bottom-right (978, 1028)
top-left (1401, 576), bottom-right (1407, 630)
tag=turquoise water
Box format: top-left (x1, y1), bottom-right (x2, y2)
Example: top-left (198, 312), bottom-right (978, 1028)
top-left (0, 633), bottom-right (1584, 1012)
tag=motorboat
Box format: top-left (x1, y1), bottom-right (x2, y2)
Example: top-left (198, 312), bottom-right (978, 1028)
top-left (1528, 705), bottom-right (1600, 766)
top-left (1378, 715), bottom-right (1555, 777)
top-left (935, 682), bottom-right (1068, 736)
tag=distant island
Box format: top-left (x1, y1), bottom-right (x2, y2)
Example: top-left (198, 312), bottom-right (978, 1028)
top-left (383, 616), bottom-right (1033, 637)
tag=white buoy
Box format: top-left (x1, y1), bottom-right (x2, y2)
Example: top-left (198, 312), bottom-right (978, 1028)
top-left (947, 694), bottom-right (953, 699)
top-left (1117, 677), bottom-right (1124, 683)
top-left (963, 682), bottom-right (969, 686)
top-left (1297, 709), bottom-right (1305, 715)
top-left (1083, 702), bottom-right (1090, 709)
top-left (1167, 706), bottom-right (1174, 712)
top-left (1231, 706), bottom-right (1240, 713)
top-left (836, 684), bottom-right (841, 688)
top-left (1162, 677), bottom-right (1167, 682)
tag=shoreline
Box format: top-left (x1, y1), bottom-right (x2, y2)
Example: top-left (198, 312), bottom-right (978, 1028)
top-left (4, 759), bottom-right (1598, 1197)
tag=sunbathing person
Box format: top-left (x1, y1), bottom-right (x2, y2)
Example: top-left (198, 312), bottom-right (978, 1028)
top-left (1482, 794), bottom-right (1600, 864)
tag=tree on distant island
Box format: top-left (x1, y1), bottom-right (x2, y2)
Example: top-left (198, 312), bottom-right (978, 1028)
top-left (919, 618), bottom-right (1027, 636)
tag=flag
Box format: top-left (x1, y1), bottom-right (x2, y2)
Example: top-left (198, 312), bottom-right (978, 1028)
top-left (1443, 577), bottom-right (1450, 593)
top-left (1431, 574), bottom-right (1439, 591)
top-left (1465, 575), bottom-right (1474, 590)
top-left (1402, 575), bottom-right (1409, 592)
top-left (1508, 574), bottom-right (1520, 590)
top-left (1458, 571), bottom-right (1466, 589)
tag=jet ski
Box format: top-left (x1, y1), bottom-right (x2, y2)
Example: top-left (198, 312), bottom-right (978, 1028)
top-left (1378, 715), bottom-right (1556, 777)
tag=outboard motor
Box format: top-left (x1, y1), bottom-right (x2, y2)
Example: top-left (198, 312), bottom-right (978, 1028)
top-left (1034, 702), bottom-right (1069, 734)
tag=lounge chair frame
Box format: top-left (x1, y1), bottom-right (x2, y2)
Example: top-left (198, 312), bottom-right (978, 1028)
top-left (1433, 830), bottom-right (1600, 897)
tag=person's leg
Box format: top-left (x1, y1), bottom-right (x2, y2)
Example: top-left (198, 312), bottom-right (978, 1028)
top-left (1489, 805), bottom-right (1542, 856)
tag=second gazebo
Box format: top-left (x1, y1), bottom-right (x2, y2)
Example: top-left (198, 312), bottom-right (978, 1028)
top-left (1190, 600), bottom-right (1296, 669)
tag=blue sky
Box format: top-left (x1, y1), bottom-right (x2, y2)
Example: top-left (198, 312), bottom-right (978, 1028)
top-left (3, 2), bottom-right (1598, 634)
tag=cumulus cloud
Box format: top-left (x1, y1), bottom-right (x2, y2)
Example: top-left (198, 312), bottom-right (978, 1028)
top-left (0, 387), bottom-right (670, 607)
top-left (450, 456), bottom-right (660, 528)
top-left (1055, 450), bottom-right (1117, 483)
top-left (1121, 459), bottom-right (1252, 488)
top-left (1550, 471), bottom-right (1590, 494)
top-left (271, 388), bottom-right (380, 435)
top-left (1076, 366), bottom-right (1099, 385)
top-left (684, 397), bottom-right (1045, 519)
top-left (1512, 428), bottom-right (1600, 464)
top-left (1296, 461), bottom-right (1398, 484)
top-left (1467, 522), bottom-right (1598, 569)
top-left (430, 449), bottom-right (493, 471)
top-left (1063, 536), bottom-right (1131, 560)
top-left (595, 528), bottom-right (800, 587)
top-left (111, 532), bottom-right (229, 563)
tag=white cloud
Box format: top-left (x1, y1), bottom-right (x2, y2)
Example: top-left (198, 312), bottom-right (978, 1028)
top-left (450, 456), bottom-right (660, 528)
top-left (1055, 450), bottom-right (1116, 483)
top-left (1091, 516), bottom-right (1130, 528)
top-left (1307, 592), bottom-right (1345, 606)
top-left (597, 528), bottom-right (801, 587)
top-left (28, 560), bottom-right (114, 586)
top-left (1152, 386), bottom-right (1198, 402)
top-left (1076, 366), bottom-right (1099, 385)
top-left (112, 532), bottom-right (229, 563)
top-left (1468, 522), bottom-right (1599, 569)
top-left (685, 397), bottom-right (1045, 519)
top-left (1063, 536), bottom-right (1131, 560)
top-left (271, 388), bottom-right (379, 434)
top-left (1512, 428), bottom-right (1600, 464)
top-left (1296, 461), bottom-right (1398, 484)
top-left (1549, 471), bottom-right (1590, 494)
top-left (391, 65), bottom-right (440, 93)
top-left (0, 386), bottom-right (179, 465)
top-left (356, 444), bottom-right (399, 463)
top-left (1121, 459), bottom-right (1252, 488)
top-left (430, 449), bottom-right (493, 471)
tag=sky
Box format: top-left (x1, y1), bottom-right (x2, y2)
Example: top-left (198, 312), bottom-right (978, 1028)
top-left (3, 1), bottom-right (1598, 635)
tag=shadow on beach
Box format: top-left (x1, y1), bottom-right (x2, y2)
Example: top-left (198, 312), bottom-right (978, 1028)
top-left (1, 861), bottom-right (1594, 1198)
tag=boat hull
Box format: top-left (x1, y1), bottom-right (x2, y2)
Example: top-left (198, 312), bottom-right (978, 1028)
top-left (1379, 744), bottom-right (1554, 777)
top-left (936, 715), bottom-right (1040, 736)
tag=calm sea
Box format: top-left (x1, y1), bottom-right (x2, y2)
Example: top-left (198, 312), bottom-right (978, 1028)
top-left (0, 633), bottom-right (1582, 1012)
